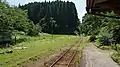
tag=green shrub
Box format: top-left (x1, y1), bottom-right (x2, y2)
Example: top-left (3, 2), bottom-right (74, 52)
top-left (111, 44), bottom-right (117, 50)
top-left (27, 24), bottom-right (41, 36)
top-left (97, 27), bottom-right (114, 46)
top-left (89, 35), bottom-right (97, 42)
top-left (12, 37), bottom-right (28, 45)
top-left (99, 46), bottom-right (111, 50)
top-left (111, 44), bottom-right (120, 51)
top-left (112, 52), bottom-right (120, 65)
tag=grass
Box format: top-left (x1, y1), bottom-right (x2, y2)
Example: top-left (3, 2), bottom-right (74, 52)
top-left (76, 36), bottom-right (90, 66)
top-left (0, 33), bottom-right (79, 67)
top-left (111, 44), bottom-right (120, 65)
top-left (111, 52), bottom-right (120, 65)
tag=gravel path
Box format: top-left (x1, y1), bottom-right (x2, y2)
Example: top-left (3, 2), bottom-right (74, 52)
top-left (80, 44), bottom-right (120, 67)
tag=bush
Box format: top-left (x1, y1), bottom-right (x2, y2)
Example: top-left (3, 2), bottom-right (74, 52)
top-left (89, 35), bottom-right (97, 42)
top-left (111, 44), bottom-right (117, 50)
top-left (112, 44), bottom-right (120, 51)
top-left (27, 24), bottom-right (41, 36)
top-left (12, 37), bottom-right (28, 45)
top-left (112, 27), bottom-right (120, 44)
top-left (101, 37), bottom-right (113, 46)
top-left (112, 52), bottom-right (120, 65)
top-left (99, 46), bottom-right (111, 50)
top-left (98, 35), bottom-right (113, 46)
top-left (97, 27), bottom-right (114, 46)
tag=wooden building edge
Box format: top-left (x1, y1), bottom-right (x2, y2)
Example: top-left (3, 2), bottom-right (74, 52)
top-left (86, 0), bottom-right (120, 15)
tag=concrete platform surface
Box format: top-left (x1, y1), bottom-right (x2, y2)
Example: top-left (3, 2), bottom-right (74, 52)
top-left (80, 45), bottom-right (120, 67)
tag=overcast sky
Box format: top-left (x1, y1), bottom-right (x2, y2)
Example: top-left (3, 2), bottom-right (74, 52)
top-left (7, 0), bottom-right (86, 21)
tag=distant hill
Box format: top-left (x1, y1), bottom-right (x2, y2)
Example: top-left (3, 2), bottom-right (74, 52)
top-left (19, 1), bottom-right (80, 34)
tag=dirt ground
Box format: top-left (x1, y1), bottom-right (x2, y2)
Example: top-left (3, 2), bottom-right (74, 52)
top-left (22, 47), bottom-right (70, 67)
top-left (22, 46), bottom-right (80, 67)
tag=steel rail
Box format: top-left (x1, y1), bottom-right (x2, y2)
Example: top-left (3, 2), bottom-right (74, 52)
top-left (66, 49), bottom-right (78, 67)
top-left (50, 45), bottom-right (74, 67)
top-left (50, 39), bottom-right (81, 67)
top-left (67, 40), bottom-right (80, 67)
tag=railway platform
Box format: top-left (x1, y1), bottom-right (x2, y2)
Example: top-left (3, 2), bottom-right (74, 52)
top-left (80, 44), bottom-right (119, 67)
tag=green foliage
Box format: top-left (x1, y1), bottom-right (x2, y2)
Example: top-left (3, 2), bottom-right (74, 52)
top-left (97, 27), bottom-right (114, 46)
top-left (82, 12), bottom-right (120, 64)
top-left (89, 35), bottom-right (97, 42)
top-left (0, 35), bottom-right (79, 67)
top-left (82, 12), bottom-right (120, 44)
top-left (0, 2), bottom-right (41, 36)
top-left (112, 27), bottom-right (120, 44)
top-left (0, 2), bottom-right (42, 47)
top-left (11, 30), bottom-right (28, 45)
top-left (112, 52), bottom-right (120, 65)
top-left (99, 46), bottom-right (112, 50)
top-left (82, 14), bottom-right (102, 35)
top-left (27, 23), bottom-right (41, 36)
top-left (20, 1), bottom-right (79, 34)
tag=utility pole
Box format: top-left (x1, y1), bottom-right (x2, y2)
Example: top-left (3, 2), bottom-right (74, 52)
top-left (52, 19), bottom-right (53, 39)
top-left (50, 17), bottom-right (56, 39)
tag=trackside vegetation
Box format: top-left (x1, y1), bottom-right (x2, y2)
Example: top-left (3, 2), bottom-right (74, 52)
top-left (80, 12), bottom-right (120, 65)
top-left (0, 34), bottom-right (80, 67)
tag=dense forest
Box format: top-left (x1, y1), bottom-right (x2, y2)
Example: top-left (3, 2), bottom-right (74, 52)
top-left (19, 1), bottom-right (79, 34)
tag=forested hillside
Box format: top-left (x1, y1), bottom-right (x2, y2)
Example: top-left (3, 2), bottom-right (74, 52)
top-left (19, 1), bottom-right (79, 34)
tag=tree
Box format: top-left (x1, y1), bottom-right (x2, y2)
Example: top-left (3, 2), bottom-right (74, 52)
top-left (19, 1), bottom-right (79, 34)
top-left (81, 12), bottom-right (120, 45)
top-left (0, 2), bottom-right (40, 35)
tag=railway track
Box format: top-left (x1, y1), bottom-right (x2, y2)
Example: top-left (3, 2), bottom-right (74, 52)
top-left (46, 39), bottom-right (82, 67)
